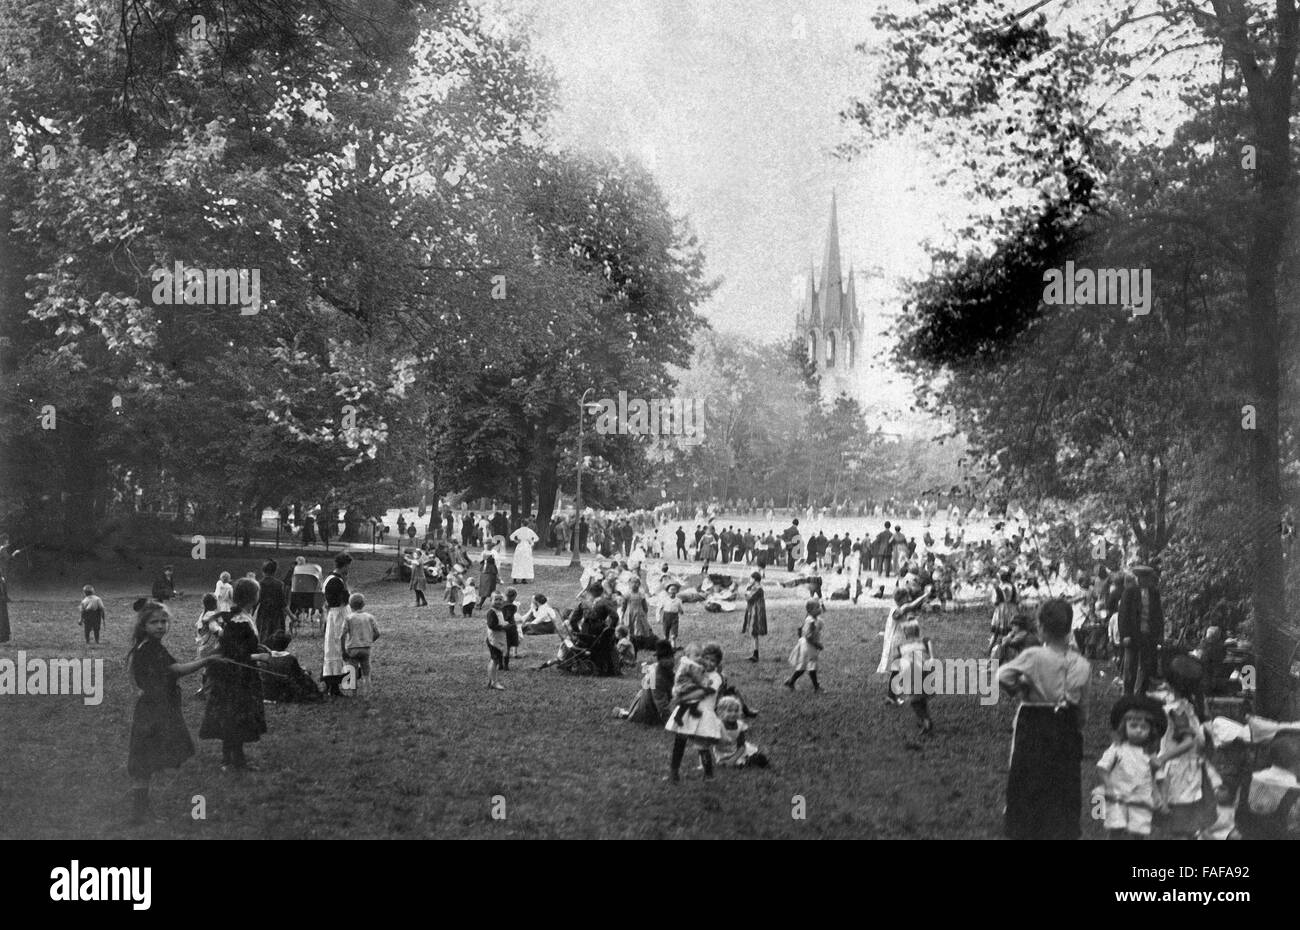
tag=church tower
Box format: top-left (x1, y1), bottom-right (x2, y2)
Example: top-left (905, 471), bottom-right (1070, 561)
top-left (794, 194), bottom-right (863, 398)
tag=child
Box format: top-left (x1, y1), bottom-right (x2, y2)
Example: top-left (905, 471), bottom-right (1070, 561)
top-left (614, 625), bottom-right (636, 669)
top-left (445, 567), bottom-right (463, 618)
top-left (1235, 734), bottom-right (1300, 840)
top-left (1153, 657), bottom-right (1212, 838)
top-left (993, 614), bottom-right (1040, 666)
top-left (665, 642), bottom-right (724, 782)
top-left (410, 554), bottom-right (428, 607)
top-left (784, 598), bottom-right (823, 692)
top-left (214, 571), bottom-right (234, 613)
top-left (989, 569), bottom-right (1017, 656)
top-left (713, 695), bottom-right (767, 768)
top-left (502, 587), bottom-right (520, 665)
top-left (193, 593), bottom-right (222, 697)
top-left (669, 643), bottom-right (712, 725)
top-left (896, 619), bottom-right (934, 736)
top-left (658, 582), bottom-right (683, 647)
top-left (461, 577), bottom-right (478, 617)
top-left (79, 585), bottom-right (106, 644)
top-left (484, 591), bottom-right (507, 690)
top-left (126, 601), bottom-right (214, 824)
top-left (341, 593), bottom-right (380, 698)
top-left (997, 598), bottom-right (1093, 840)
top-left (198, 578), bottom-right (270, 772)
top-left (1097, 694), bottom-right (1167, 839)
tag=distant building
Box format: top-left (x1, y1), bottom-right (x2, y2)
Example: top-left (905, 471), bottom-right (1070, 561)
top-left (794, 193), bottom-right (863, 401)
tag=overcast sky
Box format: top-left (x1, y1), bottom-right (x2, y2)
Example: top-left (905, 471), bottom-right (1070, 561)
top-left (496, 0), bottom-right (973, 364)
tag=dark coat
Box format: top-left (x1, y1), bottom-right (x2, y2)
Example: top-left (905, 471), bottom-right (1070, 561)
top-left (199, 616), bottom-right (267, 744)
top-left (256, 575), bottom-right (287, 640)
top-left (127, 639), bottom-right (195, 777)
top-left (1117, 584), bottom-right (1164, 642)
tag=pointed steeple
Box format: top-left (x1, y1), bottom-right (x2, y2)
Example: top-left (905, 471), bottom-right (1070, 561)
top-left (806, 258), bottom-right (820, 327)
top-left (845, 263), bottom-right (858, 330)
top-left (819, 193), bottom-right (843, 326)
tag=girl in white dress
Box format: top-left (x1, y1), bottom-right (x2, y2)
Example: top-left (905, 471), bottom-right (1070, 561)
top-left (665, 642), bottom-right (724, 782)
top-left (784, 599), bottom-right (824, 692)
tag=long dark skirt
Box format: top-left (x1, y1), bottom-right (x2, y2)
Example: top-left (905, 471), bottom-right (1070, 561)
top-left (625, 687), bottom-right (667, 725)
top-left (1004, 703), bottom-right (1082, 840)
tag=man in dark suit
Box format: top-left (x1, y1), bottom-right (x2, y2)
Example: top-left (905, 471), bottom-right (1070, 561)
top-left (781, 519), bottom-right (801, 572)
top-left (871, 523), bottom-right (893, 575)
top-left (257, 559), bottom-right (288, 642)
top-left (1117, 565), bottom-right (1163, 695)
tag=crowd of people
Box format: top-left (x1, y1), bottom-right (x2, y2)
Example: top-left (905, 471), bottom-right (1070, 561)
top-left (5, 491), bottom-right (1294, 838)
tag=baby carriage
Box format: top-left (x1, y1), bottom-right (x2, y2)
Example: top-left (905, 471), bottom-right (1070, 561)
top-left (288, 563), bottom-right (325, 635)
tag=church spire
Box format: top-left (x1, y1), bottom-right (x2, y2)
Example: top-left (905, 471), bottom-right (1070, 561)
top-left (819, 192), bottom-right (843, 325)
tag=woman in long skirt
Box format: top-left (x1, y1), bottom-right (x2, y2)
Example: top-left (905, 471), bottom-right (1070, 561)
top-left (996, 598), bottom-right (1092, 840)
top-left (741, 572), bottom-right (767, 663)
top-left (509, 525), bottom-right (538, 583)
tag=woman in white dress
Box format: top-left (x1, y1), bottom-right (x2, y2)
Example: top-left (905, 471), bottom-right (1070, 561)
top-left (509, 525), bottom-right (538, 583)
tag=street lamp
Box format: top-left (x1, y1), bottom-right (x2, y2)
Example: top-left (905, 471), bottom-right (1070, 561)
top-left (570, 388), bottom-right (603, 568)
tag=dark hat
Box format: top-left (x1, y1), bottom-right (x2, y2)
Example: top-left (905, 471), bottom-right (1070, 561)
top-left (1109, 694), bottom-right (1167, 738)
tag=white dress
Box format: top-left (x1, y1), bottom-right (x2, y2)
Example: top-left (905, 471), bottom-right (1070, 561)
top-left (322, 606), bottom-right (348, 677)
top-left (214, 580), bottom-right (234, 613)
top-left (664, 670), bottom-right (723, 743)
top-left (509, 526), bottom-right (538, 581)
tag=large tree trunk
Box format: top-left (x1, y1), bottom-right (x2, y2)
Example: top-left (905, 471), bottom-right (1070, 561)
top-left (1238, 1), bottom-right (1295, 718)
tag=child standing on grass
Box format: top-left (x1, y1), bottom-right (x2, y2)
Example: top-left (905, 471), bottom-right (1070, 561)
top-left (665, 642), bottom-right (724, 783)
top-left (79, 585), bottom-right (105, 644)
top-left (1097, 695), bottom-right (1168, 839)
top-left (658, 582), bottom-right (683, 647)
top-left (198, 578), bottom-right (270, 772)
top-left (461, 577), bottom-right (478, 617)
top-left (502, 587), bottom-right (520, 666)
top-left (193, 593), bottom-right (222, 697)
top-left (1153, 657), bottom-right (1212, 838)
top-left (342, 593), bottom-right (381, 699)
top-left (445, 567), bottom-right (463, 617)
top-left (784, 598), bottom-right (824, 692)
top-left (485, 591), bottom-right (507, 690)
top-left (126, 601), bottom-right (215, 824)
top-left (895, 619), bottom-right (934, 737)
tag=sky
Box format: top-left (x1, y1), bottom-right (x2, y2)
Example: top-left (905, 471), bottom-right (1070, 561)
top-left (493, 0), bottom-right (972, 373)
top-left (482, 0), bottom-right (1204, 424)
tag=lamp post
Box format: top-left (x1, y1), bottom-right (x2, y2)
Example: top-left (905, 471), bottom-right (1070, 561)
top-left (569, 388), bottom-right (599, 569)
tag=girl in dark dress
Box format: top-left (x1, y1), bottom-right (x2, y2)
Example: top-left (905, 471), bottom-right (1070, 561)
top-left (741, 572), bottom-right (767, 663)
top-left (199, 578), bottom-right (270, 771)
top-left (477, 554), bottom-right (499, 607)
top-left (126, 602), bottom-right (214, 824)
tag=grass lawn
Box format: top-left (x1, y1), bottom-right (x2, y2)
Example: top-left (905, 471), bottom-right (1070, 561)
top-left (0, 556), bottom-right (1127, 839)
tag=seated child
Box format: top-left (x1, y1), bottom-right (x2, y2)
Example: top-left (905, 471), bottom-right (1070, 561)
top-left (712, 695), bottom-right (768, 768)
top-left (994, 615), bottom-right (1040, 665)
top-left (1096, 695), bottom-right (1167, 839)
top-left (615, 625), bottom-right (636, 667)
top-left (669, 644), bottom-right (714, 726)
top-left (79, 585), bottom-right (106, 644)
top-left (1234, 733), bottom-right (1300, 840)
